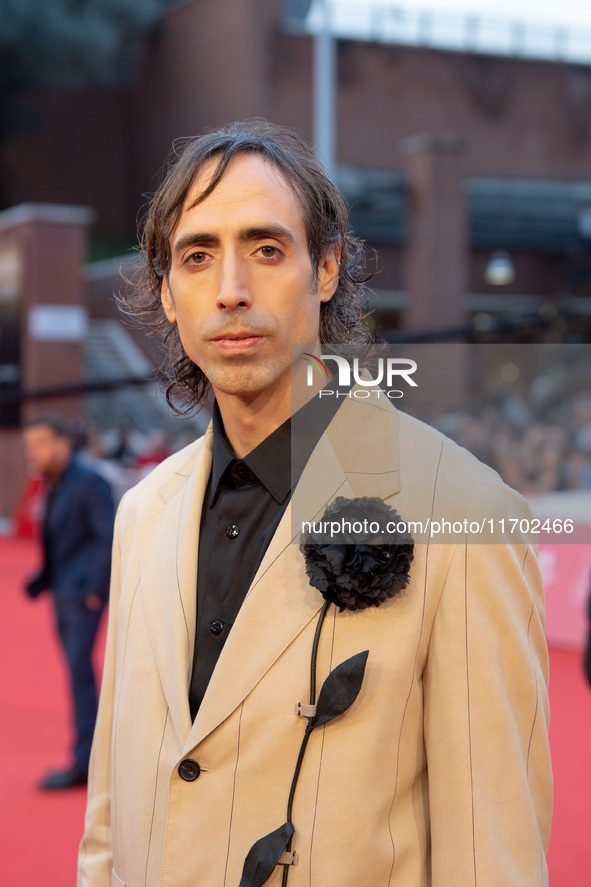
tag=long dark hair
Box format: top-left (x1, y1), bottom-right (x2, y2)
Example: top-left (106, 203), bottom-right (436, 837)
top-left (122, 119), bottom-right (374, 413)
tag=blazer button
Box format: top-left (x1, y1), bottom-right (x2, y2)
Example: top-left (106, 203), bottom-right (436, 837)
top-left (178, 759), bottom-right (200, 782)
top-left (210, 620), bottom-right (224, 636)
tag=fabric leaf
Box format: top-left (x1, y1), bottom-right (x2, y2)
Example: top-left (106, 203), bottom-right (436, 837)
top-left (313, 650), bottom-right (369, 728)
top-left (239, 821), bottom-right (295, 887)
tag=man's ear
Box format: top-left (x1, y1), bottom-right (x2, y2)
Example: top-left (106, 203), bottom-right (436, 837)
top-left (161, 277), bottom-right (177, 323)
top-left (318, 244), bottom-right (341, 304)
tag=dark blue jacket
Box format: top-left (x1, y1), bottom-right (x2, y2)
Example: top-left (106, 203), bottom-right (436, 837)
top-left (28, 458), bottom-right (114, 601)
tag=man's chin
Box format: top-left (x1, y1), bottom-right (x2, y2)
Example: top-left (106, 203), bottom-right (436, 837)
top-left (208, 365), bottom-right (285, 399)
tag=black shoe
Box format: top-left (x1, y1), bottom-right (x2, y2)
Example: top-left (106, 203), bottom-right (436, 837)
top-left (38, 764), bottom-right (88, 790)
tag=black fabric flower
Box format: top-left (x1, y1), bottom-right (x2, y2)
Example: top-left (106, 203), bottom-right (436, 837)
top-left (242, 497), bottom-right (407, 886)
top-left (300, 496), bottom-right (414, 611)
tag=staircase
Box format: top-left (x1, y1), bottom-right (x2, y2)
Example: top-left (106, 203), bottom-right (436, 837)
top-left (85, 319), bottom-right (207, 435)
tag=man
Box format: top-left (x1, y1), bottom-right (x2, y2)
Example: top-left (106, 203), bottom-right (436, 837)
top-left (23, 416), bottom-right (114, 789)
top-left (79, 121), bottom-right (551, 886)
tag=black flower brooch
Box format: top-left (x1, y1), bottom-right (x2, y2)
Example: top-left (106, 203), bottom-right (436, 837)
top-left (301, 496), bottom-right (414, 611)
top-left (239, 497), bottom-right (414, 887)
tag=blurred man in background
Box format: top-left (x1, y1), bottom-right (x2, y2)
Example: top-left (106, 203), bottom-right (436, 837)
top-left (23, 416), bottom-right (114, 789)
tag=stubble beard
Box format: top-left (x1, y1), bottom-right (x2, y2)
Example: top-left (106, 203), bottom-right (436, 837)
top-left (204, 354), bottom-right (290, 400)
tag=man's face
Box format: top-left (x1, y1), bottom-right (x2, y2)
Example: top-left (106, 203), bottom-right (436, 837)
top-left (161, 153), bottom-right (339, 405)
top-left (23, 424), bottom-right (70, 477)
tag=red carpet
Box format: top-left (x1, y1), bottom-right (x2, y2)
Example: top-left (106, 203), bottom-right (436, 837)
top-left (0, 537), bottom-right (107, 887)
top-left (1, 536), bottom-right (590, 886)
top-left (546, 647), bottom-right (591, 884)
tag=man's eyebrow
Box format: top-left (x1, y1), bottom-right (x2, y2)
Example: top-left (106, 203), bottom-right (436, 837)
top-left (172, 225), bottom-right (296, 255)
top-left (172, 233), bottom-right (218, 254)
top-left (239, 225), bottom-right (296, 244)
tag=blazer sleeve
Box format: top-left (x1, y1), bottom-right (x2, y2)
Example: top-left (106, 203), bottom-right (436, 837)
top-left (78, 495), bottom-right (125, 887)
top-left (422, 484), bottom-right (552, 886)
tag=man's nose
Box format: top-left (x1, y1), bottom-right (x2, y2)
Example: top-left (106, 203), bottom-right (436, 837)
top-left (215, 256), bottom-right (252, 311)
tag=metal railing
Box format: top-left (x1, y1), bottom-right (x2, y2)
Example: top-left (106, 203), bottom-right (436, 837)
top-left (286, 1), bottom-right (591, 64)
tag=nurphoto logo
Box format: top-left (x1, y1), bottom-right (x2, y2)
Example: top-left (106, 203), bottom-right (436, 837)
top-left (302, 352), bottom-right (418, 399)
top-left (302, 352), bottom-right (330, 380)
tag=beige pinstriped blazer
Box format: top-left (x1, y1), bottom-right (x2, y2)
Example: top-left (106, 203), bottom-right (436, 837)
top-left (78, 390), bottom-right (552, 887)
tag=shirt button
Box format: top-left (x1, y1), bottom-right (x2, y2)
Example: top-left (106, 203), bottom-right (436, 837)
top-left (178, 759), bottom-right (200, 781)
top-left (210, 620), bottom-right (224, 636)
top-left (226, 524), bottom-right (240, 539)
top-left (234, 463), bottom-right (248, 480)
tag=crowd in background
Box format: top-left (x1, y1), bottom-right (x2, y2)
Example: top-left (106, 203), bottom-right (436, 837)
top-left (421, 387), bottom-right (591, 497)
top-left (72, 424), bottom-right (202, 504)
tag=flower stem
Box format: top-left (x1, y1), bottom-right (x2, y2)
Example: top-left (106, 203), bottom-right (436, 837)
top-left (310, 600), bottom-right (330, 709)
top-left (281, 600), bottom-right (330, 887)
top-left (286, 723), bottom-right (314, 824)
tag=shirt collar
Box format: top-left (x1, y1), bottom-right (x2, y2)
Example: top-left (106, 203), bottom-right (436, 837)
top-left (208, 403), bottom-right (292, 506)
top-left (208, 377), bottom-right (347, 507)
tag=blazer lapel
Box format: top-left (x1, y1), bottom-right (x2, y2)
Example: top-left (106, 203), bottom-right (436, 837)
top-left (139, 432), bottom-right (213, 747)
top-left (327, 392), bottom-right (400, 498)
top-left (185, 390), bottom-right (401, 753)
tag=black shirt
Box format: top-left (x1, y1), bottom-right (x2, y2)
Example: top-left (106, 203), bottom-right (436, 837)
top-left (188, 388), bottom-right (345, 719)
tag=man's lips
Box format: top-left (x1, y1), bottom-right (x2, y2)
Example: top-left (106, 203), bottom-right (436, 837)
top-left (211, 332), bottom-right (263, 341)
top-left (210, 332), bottom-right (266, 351)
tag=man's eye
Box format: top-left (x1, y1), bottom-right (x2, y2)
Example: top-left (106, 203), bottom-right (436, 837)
top-left (258, 246), bottom-right (279, 258)
top-left (188, 252), bottom-right (207, 265)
